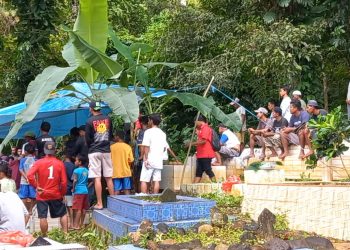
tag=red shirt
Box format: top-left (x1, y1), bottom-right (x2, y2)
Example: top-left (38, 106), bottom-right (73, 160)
top-left (27, 156), bottom-right (67, 201)
top-left (196, 123), bottom-right (215, 159)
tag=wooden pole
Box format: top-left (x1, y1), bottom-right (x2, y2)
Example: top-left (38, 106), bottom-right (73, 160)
top-left (180, 76), bottom-right (215, 186)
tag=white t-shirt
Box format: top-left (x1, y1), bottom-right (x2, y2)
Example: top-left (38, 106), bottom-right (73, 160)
top-left (280, 96), bottom-right (292, 122)
top-left (0, 191), bottom-right (28, 233)
top-left (142, 127), bottom-right (168, 169)
top-left (235, 107), bottom-right (246, 131)
top-left (347, 82), bottom-right (350, 100)
top-left (221, 130), bottom-right (240, 148)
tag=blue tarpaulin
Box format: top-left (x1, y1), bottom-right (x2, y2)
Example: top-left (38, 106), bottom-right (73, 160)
top-left (0, 82), bottom-right (167, 139)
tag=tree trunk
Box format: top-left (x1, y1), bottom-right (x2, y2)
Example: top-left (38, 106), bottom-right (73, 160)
top-left (322, 73), bottom-right (329, 111)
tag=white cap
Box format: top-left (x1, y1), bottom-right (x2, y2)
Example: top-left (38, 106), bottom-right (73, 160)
top-left (292, 90), bottom-right (302, 96)
top-left (254, 107), bottom-right (268, 115)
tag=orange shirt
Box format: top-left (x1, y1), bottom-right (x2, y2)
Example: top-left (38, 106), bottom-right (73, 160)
top-left (110, 142), bottom-right (134, 178)
top-left (196, 123), bottom-right (215, 159)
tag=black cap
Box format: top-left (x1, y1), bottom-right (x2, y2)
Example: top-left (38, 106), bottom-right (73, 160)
top-left (89, 101), bottom-right (102, 111)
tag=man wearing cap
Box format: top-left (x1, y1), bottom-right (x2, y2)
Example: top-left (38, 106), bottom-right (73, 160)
top-left (36, 122), bottom-right (55, 159)
top-left (306, 100), bottom-right (328, 121)
top-left (248, 107), bottom-right (272, 160)
top-left (217, 124), bottom-right (240, 159)
top-left (262, 107), bottom-right (289, 158)
top-left (279, 86), bottom-right (292, 121)
top-left (279, 100), bottom-right (312, 160)
top-left (21, 131), bottom-right (36, 156)
top-left (74, 125), bottom-right (88, 158)
top-left (85, 101), bottom-right (114, 210)
top-left (229, 98), bottom-right (246, 143)
top-left (292, 90), bottom-right (307, 110)
top-left (27, 141), bottom-right (68, 236)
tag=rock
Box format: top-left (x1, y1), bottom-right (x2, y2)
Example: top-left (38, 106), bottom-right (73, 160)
top-left (189, 222), bottom-right (206, 233)
top-left (161, 239), bottom-right (177, 245)
top-left (251, 246), bottom-right (266, 250)
top-left (128, 231), bottom-right (141, 245)
top-left (147, 240), bottom-right (159, 250)
top-left (215, 243), bottom-right (229, 250)
top-left (159, 239), bottom-right (179, 250)
top-left (178, 239), bottom-right (202, 249)
top-left (228, 244), bottom-right (251, 250)
top-left (175, 227), bottom-right (186, 235)
top-left (258, 208), bottom-right (276, 240)
top-left (240, 231), bottom-right (257, 243)
top-left (264, 238), bottom-right (290, 250)
top-left (211, 207), bottom-right (228, 227)
top-left (333, 243), bottom-right (350, 250)
top-left (304, 236), bottom-right (335, 250)
top-left (139, 219), bottom-right (154, 234)
top-left (287, 239), bottom-right (310, 249)
top-left (156, 223), bottom-right (170, 234)
top-left (243, 221), bottom-right (259, 231)
top-left (232, 220), bottom-right (246, 229)
top-left (207, 243), bottom-right (217, 250)
top-left (159, 188), bottom-right (177, 202)
top-left (198, 224), bottom-right (214, 235)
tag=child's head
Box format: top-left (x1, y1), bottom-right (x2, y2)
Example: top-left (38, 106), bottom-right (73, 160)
top-left (75, 154), bottom-right (87, 167)
top-left (24, 143), bottom-right (35, 155)
top-left (0, 161), bottom-right (11, 179)
top-left (115, 130), bottom-right (125, 142)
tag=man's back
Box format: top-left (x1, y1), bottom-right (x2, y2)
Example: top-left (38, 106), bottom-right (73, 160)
top-left (27, 156), bottom-right (67, 200)
top-left (85, 114), bottom-right (113, 153)
top-left (36, 135), bottom-right (55, 159)
top-left (142, 127), bottom-right (167, 169)
top-left (111, 142), bottom-right (134, 178)
top-left (221, 129), bottom-right (240, 148)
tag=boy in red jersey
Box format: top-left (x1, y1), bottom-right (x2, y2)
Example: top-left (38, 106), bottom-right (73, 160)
top-left (27, 141), bottom-right (68, 236)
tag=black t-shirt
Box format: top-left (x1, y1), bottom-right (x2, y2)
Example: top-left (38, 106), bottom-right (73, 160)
top-left (311, 109), bottom-right (327, 121)
top-left (35, 134), bottom-right (55, 159)
top-left (85, 114), bottom-right (113, 153)
top-left (74, 136), bottom-right (89, 158)
top-left (64, 161), bottom-right (76, 195)
top-left (272, 117), bottom-right (289, 133)
top-left (65, 138), bottom-right (78, 157)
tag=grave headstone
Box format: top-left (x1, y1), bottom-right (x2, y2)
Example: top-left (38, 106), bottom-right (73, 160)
top-left (258, 208), bottom-right (276, 240)
top-left (159, 188), bottom-right (177, 202)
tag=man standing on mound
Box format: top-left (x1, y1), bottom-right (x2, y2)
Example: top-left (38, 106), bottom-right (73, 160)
top-left (85, 101), bottom-right (114, 210)
top-left (27, 141), bottom-right (68, 236)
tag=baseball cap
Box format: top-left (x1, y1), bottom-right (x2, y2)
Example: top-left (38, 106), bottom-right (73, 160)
top-left (24, 131), bottom-right (35, 138)
top-left (229, 98), bottom-right (240, 106)
top-left (89, 101), bottom-right (102, 111)
top-left (254, 107), bottom-right (268, 115)
top-left (78, 125), bottom-right (86, 131)
top-left (307, 100), bottom-right (319, 108)
top-left (44, 141), bottom-right (56, 155)
top-left (273, 107), bottom-right (283, 115)
top-left (292, 90), bottom-right (302, 96)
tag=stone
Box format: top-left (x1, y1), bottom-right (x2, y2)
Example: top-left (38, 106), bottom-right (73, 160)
top-left (232, 220), bottom-right (246, 229)
top-left (251, 246), bottom-right (266, 250)
top-left (138, 219), bottom-right (154, 234)
top-left (304, 236), bottom-right (335, 250)
top-left (228, 244), bottom-right (251, 250)
top-left (264, 238), bottom-right (290, 250)
top-left (215, 243), bottom-right (229, 250)
top-left (178, 239), bottom-right (202, 249)
top-left (243, 221), bottom-right (259, 231)
top-left (159, 188), bottom-right (177, 202)
top-left (287, 239), bottom-right (310, 249)
top-left (211, 207), bottom-right (229, 227)
top-left (333, 243), bottom-right (350, 250)
top-left (207, 243), bottom-right (217, 250)
top-left (240, 231), bottom-right (257, 243)
top-left (198, 224), bottom-right (214, 235)
top-left (258, 208), bottom-right (276, 240)
top-left (175, 227), bottom-right (186, 235)
top-left (147, 240), bottom-right (159, 250)
top-left (161, 239), bottom-right (177, 245)
top-left (156, 222), bottom-right (170, 234)
top-left (159, 239), bottom-right (179, 250)
top-left (190, 222), bottom-right (206, 233)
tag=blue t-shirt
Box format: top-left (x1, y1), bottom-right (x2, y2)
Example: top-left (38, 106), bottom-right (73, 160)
top-left (64, 161), bottom-right (75, 195)
top-left (289, 111), bottom-right (310, 128)
top-left (73, 167), bottom-right (89, 194)
top-left (19, 156), bottom-right (36, 185)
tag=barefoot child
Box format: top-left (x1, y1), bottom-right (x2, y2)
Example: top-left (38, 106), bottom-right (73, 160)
top-left (72, 155), bottom-right (89, 229)
top-left (63, 153), bottom-right (75, 229)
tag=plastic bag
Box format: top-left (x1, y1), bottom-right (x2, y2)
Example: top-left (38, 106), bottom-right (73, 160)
top-left (0, 231), bottom-right (34, 247)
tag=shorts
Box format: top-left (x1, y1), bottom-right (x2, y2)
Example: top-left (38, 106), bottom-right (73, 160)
top-left (255, 135), bottom-right (265, 147)
top-left (18, 184), bottom-right (36, 199)
top-left (140, 163), bottom-right (162, 182)
top-left (113, 177), bottom-right (132, 191)
top-left (196, 158), bottom-right (215, 178)
top-left (286, 133), bottom-right (300, 145)
top-left (219, 146), bottom-right (239, 158)
top-left (37, 199), bottom-right (67, 219)
top-left (72, 194), bottom-right (89, 210)
top-left (65, 195), bottom-right (73, 207)
top-left (264, 134), bottom-right (282, 148)
top-left (88, 152), bottom-right (113, 178)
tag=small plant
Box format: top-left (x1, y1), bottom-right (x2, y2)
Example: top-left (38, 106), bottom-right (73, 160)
top-left (274, 213), bottom-right (289, 231)
top-left (200, 192), bottom-right (243, 207)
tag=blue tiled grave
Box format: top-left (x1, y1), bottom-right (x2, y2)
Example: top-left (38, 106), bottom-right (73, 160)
top-left (93, 194), bottom-right (216, 237)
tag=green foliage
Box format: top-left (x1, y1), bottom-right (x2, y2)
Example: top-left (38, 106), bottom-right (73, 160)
top-left (306, 107), bottom-right (350, 169)
top-left (200, 193), bottom-right (243, 207)
top-left (274, 213), bottom-right (289, 231)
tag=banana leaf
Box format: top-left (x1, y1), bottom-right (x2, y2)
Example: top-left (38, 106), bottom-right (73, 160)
top-left (0, 66), bottom-right (77, 152)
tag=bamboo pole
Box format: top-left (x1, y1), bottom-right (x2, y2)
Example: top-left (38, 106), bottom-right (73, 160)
top-left (180, 76), bottom-right (215, 186)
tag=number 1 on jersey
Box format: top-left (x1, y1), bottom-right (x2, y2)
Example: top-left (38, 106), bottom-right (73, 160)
top-left (48, 166), bottom-right (54, 179)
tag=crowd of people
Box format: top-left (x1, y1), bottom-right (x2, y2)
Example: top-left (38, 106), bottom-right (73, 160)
top-left (0, 86), bottom-right (329, 235)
